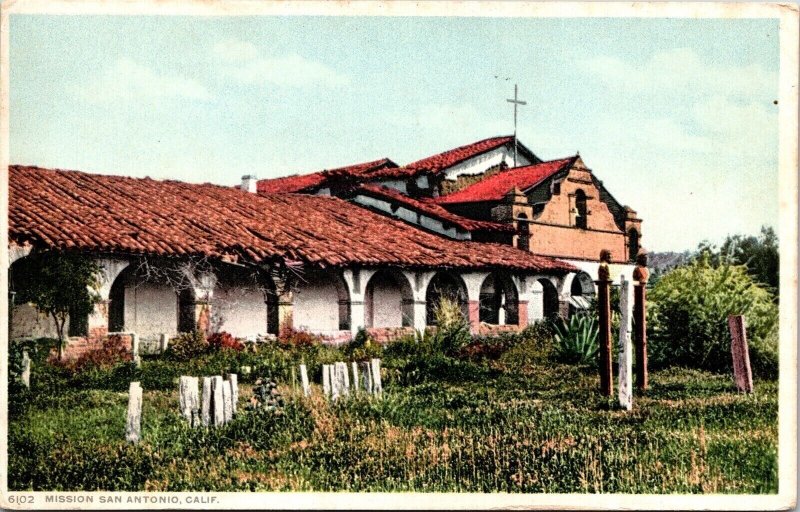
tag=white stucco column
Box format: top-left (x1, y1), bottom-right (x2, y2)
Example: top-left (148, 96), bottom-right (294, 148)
top-left (9, 243), bottom-right (32, 265)
top-left (461, 271), bottom-right (490, 332)
top-left (342, 267), bottom-right (376, 333)
top-left (88, 258), bottom-right (130, 337)
top-left (513, 275), bottom-right (535, 326)
top-left (402, 270), bottom-right (435, 331)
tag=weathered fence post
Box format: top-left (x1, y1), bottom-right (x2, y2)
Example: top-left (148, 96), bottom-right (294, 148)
top-left (359, 361), bottom-right (373, 393)
top-left (211, 376), bottom-right (224, 426)
top-left (128, 332), bottom-right (141, 368)
top-left (229, 374), bottom-right (239, 416)
top-left (728, 315), bottom-right (754, 393)
top-left (633, 252), bottom-right (649, 391)
top-left (336, 362), bottom-right (350, 397)
top-left (618, 275), bottom-right (633, 411)
top-left (222, 379), bottom-right (233, 423)
top-left (595, 250), bottom-right (613, 397)
top-left (370, 358), bottom-right (383, 397)
top-left (159, 333), bottom-right (169, 353)
top-left (322, 364), bottom-right (332, 398)
top-left (21, 350), bottom-right (31, 389)
top-left (201, 377), bottom-right (212, 427)
top-left (125, 382), bottom-right (143, 443)
top-left (299, 364), bottom-right (310, 397)
top-left (351, 362), bottom-right (359, 394)
top-left (179, 376), bottom-right (200, 426)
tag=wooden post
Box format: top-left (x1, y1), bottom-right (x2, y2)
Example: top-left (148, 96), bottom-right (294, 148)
top-left (299, 364), bottom-right (310, 397)
top-left (633, 253), bottom-right (649, 391)
top-left (596, 250), bottom-right (613, 397)
top-left (229, 374), bottom-right (239, 416)
top-left (211, 376), bottom-right (224, 426)
top-left (322, 364), bottom-right (331, 398)
top-left (370, 358), bottom-right (383, 397)
top-left (359, 361), bottom-right (373, 393)
top-left (21, 350), bottom-right (31, 389)
top-left (618, 275), bottom-right (633, 411)
top-left (337, 362), bottom-right (350, 397)
top-left (201, 377), bottom-right (212, 427)
top-left (125, 382), bottom-right (143, 443)
top-left (222, 379), bottom-right (233, 423)
top-left (179, 376), bottom-right (199, 425)
top-left (728, 315), bottom-right (754, 393)
top-left (351, 362), bottom-right (359, 394)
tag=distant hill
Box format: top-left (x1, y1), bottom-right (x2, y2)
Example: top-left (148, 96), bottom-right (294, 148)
top-left (648, 251), bottom-right (693, 274)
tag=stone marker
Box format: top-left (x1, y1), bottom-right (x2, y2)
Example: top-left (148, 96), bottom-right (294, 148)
top-left (331, 364), bottom-right (341, 401)
top-left (229, 374), bottom-right (239, 416)
top-left (299, 364), bottom-right (310, 397)
top-left (159, 333), bottom-right (169, 353)
top-left (336, 361), bottom-right (350, 397)
top-left (125, 382), bottom-right (143, 443)
top-left (322, 364), bottom-right (331, 398)
top-left (351, 362), bottom-right (359, 394)
top-left (131, 333), bottom-right (141, 367)
top-left (201, 377), bottom-right (213, 427)
top-left (222, 379), bottom-right (233, 423)
top-left (21, 350), bottom-right (31, 389)
top-left (617, 275), bottom-right (633, 411)
top-left (728, 315), bottom-right (754, 393)
top-left (370, 358), bottom-right (383, 397)
top-left (179, 376), bottom-right (199, 426)
top-left (211, 376), bottom-right (224, 426)
top-left (359, 361), bottom-right (373, 393)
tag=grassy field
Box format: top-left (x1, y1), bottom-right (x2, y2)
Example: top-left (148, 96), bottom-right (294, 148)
top-left (8, 336), bottom-right (778, 493)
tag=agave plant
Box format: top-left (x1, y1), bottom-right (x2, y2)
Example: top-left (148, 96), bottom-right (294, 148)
top-left (552, 313), bottom-right (599, 365)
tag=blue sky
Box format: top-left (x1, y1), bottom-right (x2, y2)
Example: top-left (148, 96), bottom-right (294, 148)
top-left (9, 15), bottom-right (779, 252)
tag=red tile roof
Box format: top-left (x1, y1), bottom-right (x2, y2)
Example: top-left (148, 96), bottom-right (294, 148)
top-left (405, 136), bottom-right (530, 173)
top-left (436, 156), bottom-right (577, 204)
top-left (9, 165), bottom-right (576, 273)
top-left (256, 158), bottom-right (397, 194)
top-left (357, 184), bottom-right (514, 233)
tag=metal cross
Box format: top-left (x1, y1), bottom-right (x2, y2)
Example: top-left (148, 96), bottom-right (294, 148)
top-left (506, 84), bottom-right (527, 167)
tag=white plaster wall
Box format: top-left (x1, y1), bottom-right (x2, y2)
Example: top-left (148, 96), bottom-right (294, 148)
top-left (294, 280), bottom-right (340, 332)
top-left (368, 276), bottom-right (403, 327)
top-left (124, 284), bottom-right (178, 338)
top-left (442, 145), bottom-right (533, 181)
top-left (353, 195), bottom-right (469, 239)
top-left (375, 179), bottom-right (407, 193)
top-left (10, 303), bottom-right (63, 339)
top-left (213, 287), bottom-right (267, 339)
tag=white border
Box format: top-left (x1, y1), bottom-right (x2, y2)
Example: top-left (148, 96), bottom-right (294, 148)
top-left (0, 1), bottom-right (796, 510)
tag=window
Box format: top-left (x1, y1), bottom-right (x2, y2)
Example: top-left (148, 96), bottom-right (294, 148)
top-left (517, 213), bottom-right (530, 251)
top-left (628, 228), bottom-right (640, 262)
top-left (575, 189), bottom-right (587, 229)
top-left (552, 180), bottom-right (561, 195)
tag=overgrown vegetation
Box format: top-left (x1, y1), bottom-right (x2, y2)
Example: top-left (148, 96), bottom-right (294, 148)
top-left (648, 251), bottom-right (778, 378)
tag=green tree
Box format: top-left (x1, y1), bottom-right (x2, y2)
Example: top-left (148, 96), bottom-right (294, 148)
top-left (11, 251), bottom-right (101, 360)
top-left (719, 226), bottom-right (779, 295)
top-left (647, 251), bottom-right (778, 377)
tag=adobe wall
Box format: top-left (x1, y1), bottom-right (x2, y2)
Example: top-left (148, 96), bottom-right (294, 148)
top-left (10, 303), bottom-right (64, 339)
top-left (213, 286), bottom-right (268, 340)
top-left (294, 278), bottom-right (343, 333)
top-left (365, 274), bottom-right (404, 328)
top-left (528, 222), bottom-right (628, 263)
top-left (123, 283), bottom-right (179, 340)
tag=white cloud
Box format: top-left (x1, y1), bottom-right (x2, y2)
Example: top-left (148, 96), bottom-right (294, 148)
top-left (212, 38), bottom-right (259, 62)
top-left (692, 95), bottom-right (777, 155)
top-left (213, 38), bottom-right (349, 88)
top-left (581, 48), bottom-right (777, 100)
top-left (81, 58), bottom-right (211, 103)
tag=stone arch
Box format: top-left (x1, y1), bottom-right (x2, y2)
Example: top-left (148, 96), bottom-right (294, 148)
top-left (628, 228), bottom-right (640, 262)
top-left (569, 271), bottom-right (595, 316)
top-left (575, 189), bottom-right (587, 229)
top-left (425, 271), bottom-right (469, 325)
top-left (107, 264), bottom-right (186, 338)
top-left (532, 277), bottom-right (559, 321)
top-left (479, 272), bottom-right (519, 325)
top-left (365, 269), bottom-right (414, 328)
top-left (294, 270), bottom-right (351, 333)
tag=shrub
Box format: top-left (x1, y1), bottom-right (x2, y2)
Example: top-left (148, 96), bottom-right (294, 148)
top-left (344, 328), bottom-right (383, 361)
top-left (278, 328), bottom-right (321, 349)
top-left (551, 313), bottom-right (599, 365)
top-left (207, 331), bottom-right (244, 352)
top-left (53, 334), bottom-right (133, 374)
top-left (648, 252), bottom-right (778, 377)
top-left (166, 331), bottom-right (208, 361)
top-left (433, 297), bottom-right (471, 356)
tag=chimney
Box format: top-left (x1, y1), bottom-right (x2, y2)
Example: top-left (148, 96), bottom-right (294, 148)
top-left (241, 175), bottom-right (258, 193)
